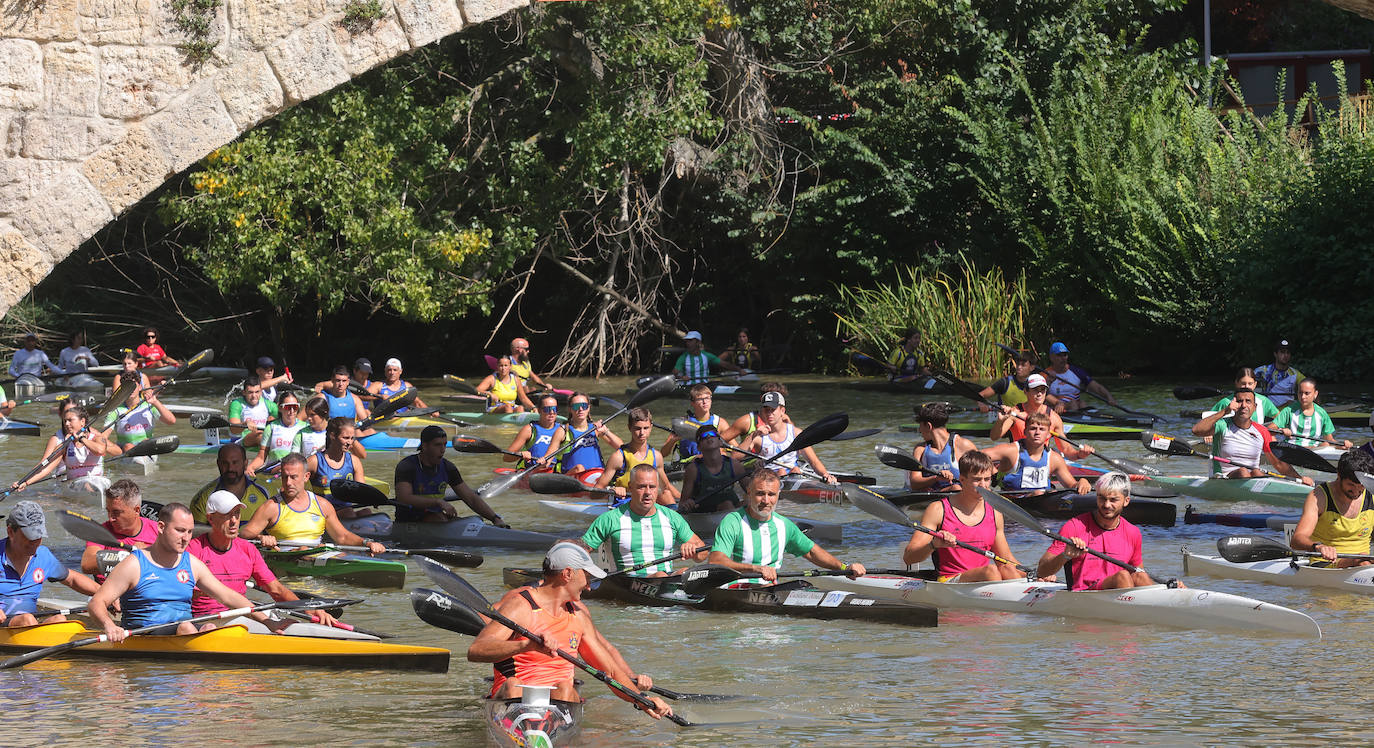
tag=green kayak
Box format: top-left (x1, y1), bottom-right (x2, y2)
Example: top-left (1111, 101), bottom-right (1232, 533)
top-left (442, 411), bottom-right (567, 425)
top-left (262, 546), bottom-right (406, 589)
top-left (900, 421), bottom-right (1143, 441)
top-left (1143, 475), bottom-right (1312, 507)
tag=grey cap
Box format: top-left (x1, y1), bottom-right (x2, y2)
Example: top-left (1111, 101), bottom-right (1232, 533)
top-left (545, 541), bottom-right (606, 579)
top-left (7, 501), bottom-right (47, 540)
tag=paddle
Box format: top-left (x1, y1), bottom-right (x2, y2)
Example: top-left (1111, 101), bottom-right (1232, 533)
top-left (11, 392), bottom-right (76, 407)
top-left (481, 375), bottom-right (680, 501)
top-left (996, 343), bottom-right (1159, 421)
top-left (442, 374), bottom-right (481, 396)
top-left (526, 472), bottom-right (617, 498)
top-left (1268, 442), bottom-right (1338, 473)
top-left (191, 413), bottom-right (231, 430)
top-left (1, 376), bottom-right (138, 503)
top-left (603, 546), bottom-right (706, 578)
top-left (680, 563), bottom-right (852, 594)
top-left (450, 434), bottom-right (524, 459)
top-left (1140, 431), bottom-right (1300, 482)
top-left (0, 597), bottom-right (358, 669)
top-left (415, 557), bottom-right (690, 725)
top-left (686, 412), bottom-right (851, 508)
top-left (23, 436), bottom-right (181, 489)
top-left (1216, 534), bottom-right (1374, 564)
top-left (59, 509), bottom-right (134, 550)
top-left (356, 388), bottom-right (417, 430)
top-left (272, 539), bottom-right (483, 568)
top-left (974, 486), bottom-right (1174, 585)
top-left (1173, 385), bottom-right (1224, 401)
top-left (840, 477), bottom-right (1028, 569)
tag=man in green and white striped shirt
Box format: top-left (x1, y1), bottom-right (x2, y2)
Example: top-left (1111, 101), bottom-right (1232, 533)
top-left (709, 468), bottom-right (865, 584)
top-left (582, 464), bottom-right (707, 576)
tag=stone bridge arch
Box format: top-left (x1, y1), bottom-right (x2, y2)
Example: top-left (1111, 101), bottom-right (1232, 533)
top-left (0, 0), bottom-right (529, 317)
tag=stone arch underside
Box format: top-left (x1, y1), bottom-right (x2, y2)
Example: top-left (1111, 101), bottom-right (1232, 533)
top-left (0, 0), bottom-right (530, 318)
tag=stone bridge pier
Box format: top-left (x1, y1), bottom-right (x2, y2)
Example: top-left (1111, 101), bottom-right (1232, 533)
top-left (0, 0), bottom-right (528, 317)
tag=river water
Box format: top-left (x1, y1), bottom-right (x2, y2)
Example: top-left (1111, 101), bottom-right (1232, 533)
top-left (1, 374), bottom-right (1370, 746)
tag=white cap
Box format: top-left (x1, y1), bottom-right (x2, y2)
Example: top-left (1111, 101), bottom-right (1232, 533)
top-left (544, 541), bottom-right (606, 579)
top-left (205, 490), bottom-right (246, 515)
top-left (385, 357), bottom-right (402, 370)
top-left (1026, 373), bottom-right (1048, 389)
top-left (684, 331), bottom-right (703, 341)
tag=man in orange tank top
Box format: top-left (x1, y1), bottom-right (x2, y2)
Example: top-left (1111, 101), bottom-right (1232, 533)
top-left (467, 541), bottom-right (674, 719)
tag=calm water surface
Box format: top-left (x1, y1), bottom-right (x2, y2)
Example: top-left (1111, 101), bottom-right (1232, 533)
top-left (1, 375), bottom-right (1369, 745)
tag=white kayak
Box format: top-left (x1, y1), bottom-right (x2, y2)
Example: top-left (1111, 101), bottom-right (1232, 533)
top-left (808, 574), bottom-right (1320, 638)
top-left (12, 373), bottom-right (45, 396)
top-left (536, 499), bottom-right (845, 544)
top-left (164, 403), bottom-right (224, 417)
top-left (53, 373), bottom-right (103, 390)
top-left (223, 615), bottom-right (381, 641)
top-left (88, 364), bottom-right (250, 380)
top-left (57, 473), bottom-right (111, 497)
top-left (1182, 550), bottom-right (1374, 595)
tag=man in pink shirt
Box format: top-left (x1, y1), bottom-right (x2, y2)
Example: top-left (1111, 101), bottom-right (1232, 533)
top-left (188, 490), bottom-right (337, 626)
top-left (902, 450), bottom-right (1028, 582)
top-left (80, 479), bottom-right (160, 577)
top-left (1035, 471), bottom-right (1163, 590)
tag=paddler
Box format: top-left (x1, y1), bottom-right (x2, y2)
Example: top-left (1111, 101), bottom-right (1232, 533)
top-left (306, 416), bottom-right (372, 518)
top-left (1045, 342), bottom-right (1118, 414)
top-left (8, 332), bottom-right (62, 379)
top-left (226, 375), bottom-right (279, 448)
top-left (594, 407), bottom-right (679, 505)
top-left (708, 468), bottom-right (864, 583)
top-left (317, 365), bottom-right (369, 421)
top-left (246, 391), bottom-right (308, 477)
top-left (1035, 471), bottom-right (1160, 589)
top-left (989, 373), bottom-right (1095, 460)
top-left (508, 337), bottom-right (553, 391)
top-left (884, 328), bottom-right (929, 382)
top-left (251, 355), bottom-right (294, 403)
top-left (1289, 450), bottom-right (1374, 568)
top-left (1189, 388), bottom-right (1312, 484)
top-left (89, 502), bottom-right (270, 638)
top-left (468, 540), bottom-right (674, 719)
top-left (134, 327), bottom-right (180, 368)
top-left (101, 368), bottom-right (176, 454)
top-left (504, 394), bottom-right (563, 468)
top-left (1254, 339), bottom-right (1303, 408)
top-left (582, 464), bottom-right (708, 576)
top-left (0, 384), bottom-right (13, 417)
top-left (672, 330), bottom-right (742, 385)
top-left (476, 356), bottom-right (535, 414)
top-left (720, 382), bottom-right (791, 444)
top-left (368, 357), bottom-right (426, 412)
top-left (1272, 378), bottom-right (1352, 450)
top-left (239, 453), bottom-right (386, 554)
top-left (117, 350), bottom-right (151, 389)
top-left (902, 450), bottom-right (1028, 581)
top-left (292, 395), bottom-right (365, 461)
top-left (189, 443), bottom-right (272, 524)
top-left (660, 383), bottom-right (731, 460)
top-left (57, 330), bottom-right (98, 375)
top-left (393, 425), bottom-right (509, 527)
top-left (720, 327), bottom-right (762, 370)
top-left (978, 350), bottom-right (1040, 411)
top-left (80, 479), bottom-right (160, 576)
top-left (558, 392), bottom-right (621, 476)
top-left (908, 402), bottom-right (978, 491)
top-left (679, 424), bottom-right (747, 514)
top-left (1, 501), bottom-right (100, 627)
top-left (188, 490), bottom-right (336, 625)
top-left (9, 404), bottom-right (112, 495)
top-left (982, 412), bottom-right (1092, 495)
top-left (742, 391), bottom-right (837, 484)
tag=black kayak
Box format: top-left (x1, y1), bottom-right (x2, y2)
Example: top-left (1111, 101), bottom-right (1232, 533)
top-left (871, 486), bottom-right (1177, 527)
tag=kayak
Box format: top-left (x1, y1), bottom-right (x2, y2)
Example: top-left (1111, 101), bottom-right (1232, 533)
top-left (1066, 463), bottom-right (1179, 499)
top-left (1144, 475), bottom-right (1312, 507)
top-left (57, 473), bottom-right (111, 498)
top-left (623, 383), bottom-right (761, 402)
top-left (900, 421), bottom-right (1144, 441)
top-left (222, 615), bottom-right (380, 641)
top-left (357, 431), bottom-right (422, 450)
top-left (808, 575), bottom-right (1320, 638)
top-left (1182, 551), bottom-right (1374, 595)
top-left (343, 513), bottom-right (560, 551)
top-left (88, 364), bottom-right (250, 380)
top-left (0, 418), bottom-right (42, 437)
top-left (441, 411), bottom-right (550, 425)
top-left (839, 376), bottom-right (952, 395)
top-left (261, 546), bottom-right (407, 589)
top-left (486, 468), bottom-right (603, 498)
top-left (0, 620), bottom-right (449, 671)
top-left (485, 689), bottom-right (583, 748)
top-left (52, 373), bottom-right (103, 390)
top-left (866, 487), bottom-right (1176, 527)
top-left (163, 403), bottom-right (225, 418)
top-left (501, 568), bottom-right (938, 626)
top-left (13, 373), bottom-right (45, 396)
top-left (1059, 408), bottom-right (1155, 428)
top-left (535, 499), bottom-right (845, 544)
top-left (1181, 506), bottom-right (1296, 529)
top-left (379, 415), bottom-right (456, 430)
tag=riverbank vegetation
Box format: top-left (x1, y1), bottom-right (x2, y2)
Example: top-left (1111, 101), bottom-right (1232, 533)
top-left (12, 0), bottom-right (1374, 378)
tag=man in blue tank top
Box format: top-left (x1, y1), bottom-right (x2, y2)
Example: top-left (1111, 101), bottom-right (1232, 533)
top-left (88, 502), bottom-right (268, 638)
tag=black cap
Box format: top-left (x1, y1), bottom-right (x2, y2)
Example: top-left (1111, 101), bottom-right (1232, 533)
top-left (354, 357), bottom-right (373, 374)
top-left (256, 356), bottom-right (275, 368)
top-left (1276, 339), bottom-right (1291, 350)
top-left (419, 425), bottom-right (447, 447)
top-left (695, 424), bottom-right (721, 443)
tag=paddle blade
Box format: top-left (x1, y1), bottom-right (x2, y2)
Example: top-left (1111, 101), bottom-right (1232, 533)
top-left (329, 479), bottom-right (391, 507)
top-left (1269, 442), bottom-right (1337, 473)
top-left (443, 375), bottom-right (479, 396)
top-left (875, 443), bottom-right (921, 472)
top-left (832, 428), bottom-right (881, 442)
top-left (449, 435), bottom-right (504, 455)
top-left (59, 510), bottom-right (128, 548)
top-left (842, 484), bottom-right (917, 527)
top-left (1173, 385), bottom-right (1223, 401)
top-left (598, 396), bottom-right (626, 411)
top-left (626, 375), bottom-right (678, 409)
top-left (477, 470), bottom-right (525, 501)
top-left (1141, 431), bottom-right (1195, 457)
top-left (931, 370), bottom-right (990, 405)
top-left (190, 413), bottom-right (230, 430)
top-left (367, 387), bottom-right (416, 423)
top-left (680, 564), bottom-right (741, 595)
top-left (670, 417), bottom-right (699, 440)
top-left (1216, 534), bottom-right (1297, 563)
top-left (773, 412), bottom-right (848, 461)
top-left (93, 377), bottom-right (139, 425)
top-left (124, 434), bottom-right (179, 458)
top-left (412, 548), bottom-right (484, 568)
top-left (975, 486), bottom-right (1049, 535)
top-left (527, 472), bottom-right (591, 495)
top-left (181, 348), bottom-right (215, 374)
top-left (410, 587), bottom-right (486, 636)
top-left (417, 556), bottom-right (494, 611)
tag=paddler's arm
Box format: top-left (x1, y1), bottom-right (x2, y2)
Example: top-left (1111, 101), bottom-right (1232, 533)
top-left (394, 478), bottom-right (459, 520)
top-left (907, 447), bottom-right (949, 491)
top-left (595, 451), bottom-right (628, 497)
top-left (318, 500), bottom-right (386, 554)
top-left (256, 574), bottom-right (338, 627)
top-left (798, 446), bottom-right (835, 483)
top-left (147, 393), bottom-right (176, 426)
top-left (1035, 534), bottom-right (1087, 580)
top-left (655, 465), bottom-right (679, 503)
top-left (802, 545), bottom-right (864, 578)
top-left (902, 501), bottom-right (947, 566)
top-left (467, 593), bottom-right (542, 662)
top-left (1289, 489), bottom-right (1337, 561)
top-left (59, 568), bottom-right (101, 597)
top-left (451, 479), bottom-right (508, 528)
top-left (707, 549), bottom-right (777, 582)
top-left (678, 463), bottom-right (699, 512)
top-left (988, 408), bottom-right (1020, 441)
top-left (504, 425), bottom-right (533, 464)
top-left (238, 501), bottom-right (280, 543)
top-left (1049, 452), bottom-right (1092, 494)
top-left (88, 554), bottom-right (141, 641)
top-left (514, 383), bottom-right (536, 412)
top-left (1191, 405), bottom-right (1233, 436)
top-left (189, 555), bottom-right (271, 624)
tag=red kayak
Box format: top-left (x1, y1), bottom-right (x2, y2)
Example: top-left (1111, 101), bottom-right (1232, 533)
top-left (493, 466), bottom-right (603, 497)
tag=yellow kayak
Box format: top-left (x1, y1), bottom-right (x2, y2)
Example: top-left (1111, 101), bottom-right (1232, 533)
top-left (0, 621), bottom-right (449, 672)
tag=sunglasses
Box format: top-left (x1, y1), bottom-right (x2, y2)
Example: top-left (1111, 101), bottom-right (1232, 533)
top-left (570, 403), bottom-right (590, 410)
top-left (145, 334), bottom-right (157, 339)
top-left (540, 406), bottom-right (559, 413)
top-left (282, 403), bottom-right (300, 410)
